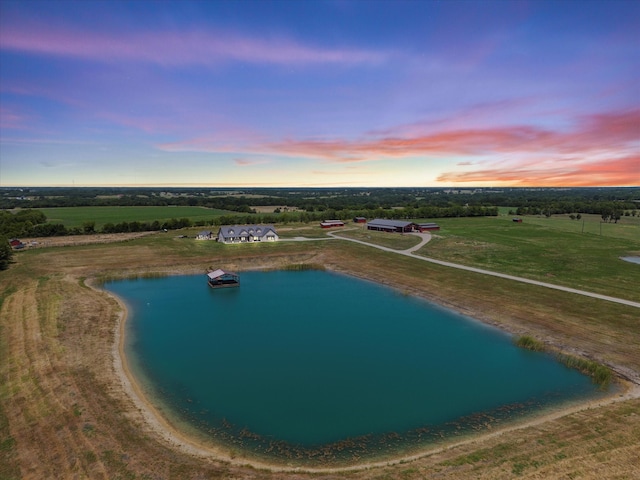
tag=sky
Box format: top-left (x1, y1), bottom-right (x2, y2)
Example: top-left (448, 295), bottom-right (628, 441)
top-left (0, 0), bottom-right (639, 188)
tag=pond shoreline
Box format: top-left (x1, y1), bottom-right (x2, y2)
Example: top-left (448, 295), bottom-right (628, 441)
top-left (100, 265), bottom-right (640, 473)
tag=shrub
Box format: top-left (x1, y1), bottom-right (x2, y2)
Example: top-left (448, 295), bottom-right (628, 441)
top-left (514, 335), bottom-right (545, 351)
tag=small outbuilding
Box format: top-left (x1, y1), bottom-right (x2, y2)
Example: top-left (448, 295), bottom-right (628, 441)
top-left (512, 218), bottom-right (523, 223)
top-left (417, 223), bottom-right (440, 232)
top-left (366, 219), bottom-right (416, 233)
top-left (9, 238), bottom-right (24, 249)
top-left (320, 220), bottom-right (345, 228)
top-left (353, 217), bottom-right (367, 223)
top-left (196, 230), bottom-right (213, 240)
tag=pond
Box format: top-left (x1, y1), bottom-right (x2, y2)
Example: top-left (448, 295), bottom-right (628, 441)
top-left (105, 270), bottom-right (606, 466)
top-left (620, 256), bottom-right (640, 265)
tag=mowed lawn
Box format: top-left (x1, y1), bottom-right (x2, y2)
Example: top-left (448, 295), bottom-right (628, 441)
top-left (37, 206), bottom-right (232, 228)
top-left (416, 215), bottom-right (640, 302)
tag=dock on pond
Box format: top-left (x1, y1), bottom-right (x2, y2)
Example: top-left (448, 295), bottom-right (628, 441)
top-left (207, 269), bottom-right (240, 288)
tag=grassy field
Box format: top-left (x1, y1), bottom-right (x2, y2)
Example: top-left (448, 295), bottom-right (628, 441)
top-left (1, 224), bottom-right (639, 479)
top-left (414, 215), bottom-right (640, 302)
top-left (331, 226), bottom-right (423, 250)
top-left (37, 205), bottom-right (232, 228)
top-left (513, 213), bottom-right (640, 241)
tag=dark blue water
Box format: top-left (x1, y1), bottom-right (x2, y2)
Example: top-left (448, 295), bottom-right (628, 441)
top-left (105, 270), bottom-right (605, 464)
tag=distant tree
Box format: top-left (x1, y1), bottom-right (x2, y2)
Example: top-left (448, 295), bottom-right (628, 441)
top-left (31, 223), bottom-right (67, 236)
top-left (611, 210), bottom-right (622, 223)
top-left (0, 237), bottom-right (13, 270)
top-left (82, 221), bottom-right (96, 234)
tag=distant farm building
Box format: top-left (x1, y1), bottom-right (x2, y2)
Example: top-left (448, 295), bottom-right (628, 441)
top-left (417, 223), bottom-right (440, 232)
top-left (217, 225), bottom-right (279, 244)
top-left (353, 217), bottom-right (367, 223)
top-left (320, 220), bottom-right (345, 228)
top-left (366, 219), bottom-right (416, 233)
top-left (207, 269), bottom-right (240, 288)
top-left (513, 218), bottom-right (523, 223)
top-left (196, 230), bottom-right (213, 240)
top-left (9, 238), bottom-right (24, 249)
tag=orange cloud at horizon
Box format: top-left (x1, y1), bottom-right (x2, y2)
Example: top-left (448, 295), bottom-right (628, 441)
top-left (437, 154), bottom-right (640, 187)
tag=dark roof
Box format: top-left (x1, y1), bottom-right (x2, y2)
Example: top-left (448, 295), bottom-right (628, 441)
top-left (366, 219), bottom-right (415, 228)
top-left (218, 224), bottom-right (277, 237)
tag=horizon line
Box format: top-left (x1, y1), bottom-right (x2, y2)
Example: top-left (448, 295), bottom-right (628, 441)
top-left (2, 184), bottom-right (639, 189)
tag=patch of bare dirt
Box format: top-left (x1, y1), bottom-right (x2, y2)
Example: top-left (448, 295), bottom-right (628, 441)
top-left (20, 231), bottom-right (157, 248)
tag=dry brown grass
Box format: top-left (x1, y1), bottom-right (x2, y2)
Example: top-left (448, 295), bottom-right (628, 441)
top-left (1, 232), bottom-right (639, 479)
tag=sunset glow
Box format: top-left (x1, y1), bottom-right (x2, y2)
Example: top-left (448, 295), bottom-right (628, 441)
top-left (1, 0), bottom-right (638, 187)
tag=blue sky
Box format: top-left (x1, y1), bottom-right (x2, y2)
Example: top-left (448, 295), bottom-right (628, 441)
top-left (0, 0), bottom-right (638, 187)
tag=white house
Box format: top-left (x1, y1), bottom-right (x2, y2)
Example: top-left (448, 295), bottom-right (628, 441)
top-left (216, 225), bottom-right (279, 244)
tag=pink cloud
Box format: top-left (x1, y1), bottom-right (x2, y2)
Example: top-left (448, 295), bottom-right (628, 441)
top-left (0, 22), bottom-right (388, 67)
top-left (268, 108), bottom-right (640, 162)
top-left (234, 158), bottom-right (270, 166)
top-left (158, 130), bottom-right (264, 153)
top-left (436, 155), bottom-right (640, 187)
top-left (0, 106), bottom-right (30, 129)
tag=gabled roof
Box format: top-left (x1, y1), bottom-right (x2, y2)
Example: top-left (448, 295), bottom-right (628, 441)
top-left (366, 218), bottom-right (415, 228)
top-left (218, 224), bottom-right (276, 237)
top-left (207, 269), bottom-right (237, 280)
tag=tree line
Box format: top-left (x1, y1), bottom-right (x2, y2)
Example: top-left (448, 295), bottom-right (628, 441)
top-left (1, 205), bottom-right (498, 240)
top-left (2, 186), bottom-right (638, 213)
top-left (515, 201), bottom-right (636, 222)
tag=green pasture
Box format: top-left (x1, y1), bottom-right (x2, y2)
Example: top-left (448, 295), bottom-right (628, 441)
top-left (330, 226), bottom-right (422, 250)
top-left (37, 206), bottom-right (232, 228)
top-left (416, 215), bottom-right (640, 301)
top-left (512, 213), bottom-right (640, 241)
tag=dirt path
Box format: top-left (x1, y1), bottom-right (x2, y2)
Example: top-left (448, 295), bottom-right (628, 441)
top-left (326, 230), bottom-right (640, 309)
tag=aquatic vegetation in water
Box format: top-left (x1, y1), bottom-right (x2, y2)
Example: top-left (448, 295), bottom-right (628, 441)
top-left (515, 336), bottom-right (612, 389)
top-left (556, 354), bottom-right (612, 389)
top-left (514, 335), bottom-right (545, 351)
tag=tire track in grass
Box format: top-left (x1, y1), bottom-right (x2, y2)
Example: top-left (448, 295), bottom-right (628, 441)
top-left (3, 280), bottom-right (109, 479)
top-left (38, 277), bottom-right (111, 479)
top-left (326, 230), bottom-right (640, 309)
